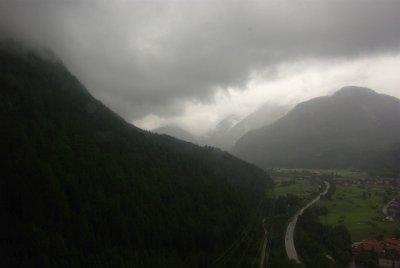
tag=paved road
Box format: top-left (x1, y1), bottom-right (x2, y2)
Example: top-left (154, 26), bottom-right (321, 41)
top-left (382, 198), bottom-right (396, 216)
top-left (285, 181), bottom-right (330, 264)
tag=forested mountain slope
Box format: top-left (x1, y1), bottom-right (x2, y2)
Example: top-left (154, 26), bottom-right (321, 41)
top-left (234, 87), bottom-right (400, 173)
top-left (0, 44), bottom-right (271, 267)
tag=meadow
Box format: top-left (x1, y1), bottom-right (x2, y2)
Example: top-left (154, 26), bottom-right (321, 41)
top-left (317, 185), bottom-right (398, 242)
top-left (273, 179), bottom-right (320, 199)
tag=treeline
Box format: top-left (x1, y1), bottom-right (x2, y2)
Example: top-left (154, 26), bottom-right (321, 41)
top-left (295, 208), bottom-right (352, 267)
top-left (0, 45), bottom-right (271, 267)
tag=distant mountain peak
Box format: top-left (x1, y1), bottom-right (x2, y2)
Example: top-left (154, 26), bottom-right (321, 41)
top-left (333, 86), bottom-right (377, 97)
top-left (198, 104), bottom-right (291, 150)
top-left (152, 124), bottom-right (195, 142)
top-left (215, 114), bottom-right (241, 132)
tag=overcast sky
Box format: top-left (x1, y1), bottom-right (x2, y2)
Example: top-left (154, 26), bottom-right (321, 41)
top-left (1, 0), bottom-right (400, 134)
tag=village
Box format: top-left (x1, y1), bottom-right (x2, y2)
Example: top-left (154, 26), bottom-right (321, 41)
top-left (272, 168), bottom-right (400, 267)
top-left (332, 175), bottom-right (400, 267)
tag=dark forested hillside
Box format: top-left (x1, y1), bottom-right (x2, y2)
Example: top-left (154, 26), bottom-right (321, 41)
top-left (0, 44), bottom-right (271, 267)
top-left (234, 86), bottom-right (400, 174)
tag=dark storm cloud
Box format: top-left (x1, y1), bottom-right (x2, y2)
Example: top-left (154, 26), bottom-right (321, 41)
top-left (1, 0), bottom-right (400, 120)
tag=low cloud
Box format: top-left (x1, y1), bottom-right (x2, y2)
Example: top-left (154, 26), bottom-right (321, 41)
top-left (135, 54), bottom-right (400, 135)
top-left (1, 0), bottom-right (400, 126)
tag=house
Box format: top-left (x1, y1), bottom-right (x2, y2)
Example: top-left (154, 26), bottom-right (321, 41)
top-left (353, 239), bottom-right (400, 267)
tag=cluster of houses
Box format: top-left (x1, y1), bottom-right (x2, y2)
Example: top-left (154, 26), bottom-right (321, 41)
top-left (383, 199), bottom-right (400, 221)
top-left (353, 239), bottom-right (400, 267)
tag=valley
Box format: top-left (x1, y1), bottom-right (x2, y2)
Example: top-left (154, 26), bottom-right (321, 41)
top-left (271, 168), bottom-right (400, 267)
top-left (2, 1), bottom-right (400, 267)
top-left (1, 42), bottom-right (399, 268)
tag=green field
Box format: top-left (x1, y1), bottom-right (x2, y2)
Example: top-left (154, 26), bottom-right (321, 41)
top-left (318, 185), bottom-right (399, 242)
top-left (273, 179), bottom-right (320, 199)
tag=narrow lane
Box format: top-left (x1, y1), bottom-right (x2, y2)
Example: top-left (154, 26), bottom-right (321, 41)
top-left (285, 181), bottom-right (330, 264)
top-left (383, 197), bottom-right (396, 217)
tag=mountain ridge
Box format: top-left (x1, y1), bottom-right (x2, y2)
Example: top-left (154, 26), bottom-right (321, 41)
top-left (199, 103), bottom-right (290, 150)
top-left (234, 86), bottom-right (400, 173)
top-left (152, 124), bottom-right (195, 143)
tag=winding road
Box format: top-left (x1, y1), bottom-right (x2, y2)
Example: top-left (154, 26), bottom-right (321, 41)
top-left (285, 181), bottom-right (330, 264)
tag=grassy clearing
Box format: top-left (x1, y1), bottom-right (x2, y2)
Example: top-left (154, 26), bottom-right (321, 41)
top-left (271, 168), bottom-right (323, 200)
top-left (273, 179), bottom-right (320, 199)
top-left (318, 185), bottom-right (398, 242)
